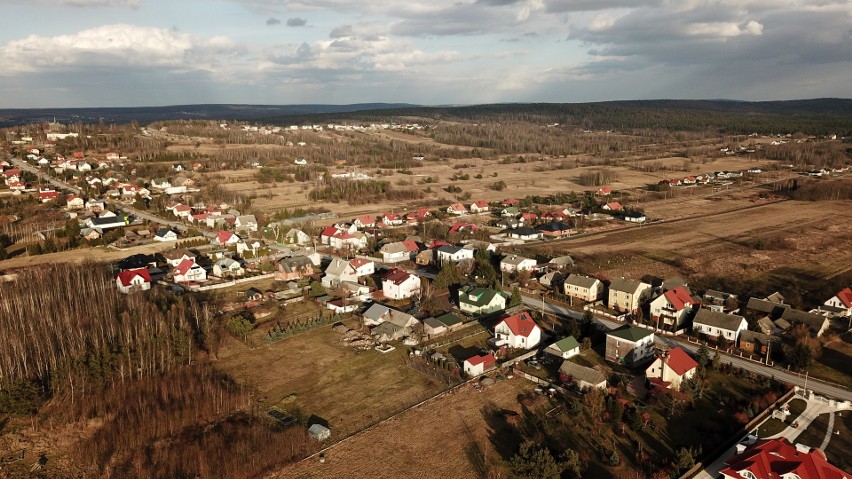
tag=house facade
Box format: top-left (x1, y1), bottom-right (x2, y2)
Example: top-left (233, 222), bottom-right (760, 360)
top-left (115, 269), bottom-right (151, 294)
top-left (500, 254), bottom-right (536, 273)
top-left (605, 325), bottom-right (655, 365)
top-left (545, 336), bottom-right (580, 359)
top-left (822, 287), bottom-right (852, 316)
top-left (649, 286), bottom-right (695, 329)
top-left (275, 255), bottom-right (315, 281)
top-left (645, 347), bottom-right (697, 390)
top-left (463, 353), bottom-right (496, 377)
top-left (172, 258), bottom-right (207, 283)
top-left (563, 274), bottom-right (603, 302)
top-left (494, 311), bottom-right (542, 349)
top-left (693, 309), bottom-right (748, 343)
top-left (608, 278), bottom-right (652, 315)
top-left (458, 286), bottom-right (506, 315)
top-left (381, 269), bottom-right (421, 300)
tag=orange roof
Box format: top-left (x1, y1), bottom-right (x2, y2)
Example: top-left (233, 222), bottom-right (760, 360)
top-left (173, 258), bottom-right (196, 276)
top-left (465, 353), bottom-right (496, 367)
top-left (499, 311), bottom-right (539, 338)
top-left (116, 269), bottom-right (150, 287)
top-left (836, 287), bottom-right (852, 308)
top-left (663, 286), bottom-right (693, 311)
top-left (720, 438), bottom-right (848, 479)
top-left (649, 347), bottom-right (698, 376)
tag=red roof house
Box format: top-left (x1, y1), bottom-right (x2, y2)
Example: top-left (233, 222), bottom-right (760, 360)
top-left (645, 346), bottom-right (698, 390)
top-left (720, 438), bottom-right (848, 479)
top-left (463, 353), bottom-right (497, 376)
top-left (494, 311), bottom-right (542, 349)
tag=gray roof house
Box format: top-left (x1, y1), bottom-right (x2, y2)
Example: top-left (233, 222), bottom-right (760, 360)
top-left (560, 361), bottom-right (607, 390)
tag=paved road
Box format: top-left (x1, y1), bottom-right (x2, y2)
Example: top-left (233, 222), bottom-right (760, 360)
top-left (523, 295), bottom-right (852, 402)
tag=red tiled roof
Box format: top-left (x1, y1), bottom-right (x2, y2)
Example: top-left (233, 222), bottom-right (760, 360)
top-left (449, 222), bottom-right (477, 234)
top-left (502, 198), bottom-right (519, 206)
top-left (448, 203), bottom-right (466, 211)
top-left (383, 268), bottom-right (413, 285)
top-left (173, 258), bottom-right (196, 276)
top-left (356, 215), bottom-right (375, 225)
top-left (321, 226), bottom-right (339, 237)
top-left (401, 240), bottom-right (420, 252)
top-left (3, 169), bottom-right (21, 177)
top-left (499, 311), bottom-right (539, 338)
top-left (664, 286), bottom-right (694, 311)
top-left (429, 240), bottom-right (452, 249)
top-left (473, 200), bottom-right (489, 208)
top-left (836, 287), bottom-right (852, 308)
top-left (349, 258), bottom-right (371, 268)
top-left (465, 353), bottom-right (496, 367)
top-left (216, 230), bottom-right (234, 244)
top-left (605, 201), bottom-right (623, 211)
top-left (720, 438), bottom-right (848, 479)
top-left (662, 347), bottom-right (698, 376)
top-left (116, 269), bottom-right (151, 287)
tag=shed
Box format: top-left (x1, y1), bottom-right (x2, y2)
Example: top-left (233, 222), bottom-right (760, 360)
top-left (308, 423), bottom-right (331, 441)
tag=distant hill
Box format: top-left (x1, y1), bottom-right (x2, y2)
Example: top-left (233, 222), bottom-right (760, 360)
top-left (0, 103), bottom-right (416, 128)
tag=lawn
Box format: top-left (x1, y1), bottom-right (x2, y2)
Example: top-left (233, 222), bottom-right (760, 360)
top-left (756, 397), bottom-right (807, 438)
top-left (216, 317), bottom-right (448, 439)
top-left (434, 329), bottom-right (491, 362)
top-left (795, 411), bottom-right (852, 471)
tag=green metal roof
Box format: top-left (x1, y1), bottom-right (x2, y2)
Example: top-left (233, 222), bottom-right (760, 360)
top-left (552, 336), bottom-right (580, 352)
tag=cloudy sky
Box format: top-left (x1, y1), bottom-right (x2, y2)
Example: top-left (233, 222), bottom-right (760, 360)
top-left (0, 0), bottom-right (849, 107)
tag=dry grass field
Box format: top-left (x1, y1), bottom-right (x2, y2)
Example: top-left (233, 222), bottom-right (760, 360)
top-left (215, 318), bottom-right (448, 439)
top-left (269, 378), bottom-right (534, 479)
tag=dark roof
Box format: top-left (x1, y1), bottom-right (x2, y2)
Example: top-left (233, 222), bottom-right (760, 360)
top-left (435, 313), bottom-right (462, 327)
top-left (564, 274), bottom-right (599, 289)
top-left (90, 216), bottom-right (127, 227)
top-left (609, 277), bottom-right (648, 294)
top-left (436, 245), bottom-right (463, 255)
top-left (536, 222), bottom-right (573, 232)
top-left (607, 325), bottom-right (653, 342)
top-left (694, 309), bottom-right (746, 330)
top-left (779, 309), bottom-right (829, 332)
top-left (746, 297), bottom-right (788, 315)
top-left (505, 227), bottom-right (540, 236)
top-left (560, 362), bottom-right (606, 385)
top-left (117, 254), bottom-right (156, 271)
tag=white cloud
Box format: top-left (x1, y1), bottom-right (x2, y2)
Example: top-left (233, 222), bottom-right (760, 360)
top-left (744, 20), bottom-right (764, 35)
top-left (0, 24), bottom-right (244, 74)
top-left (588, 14), bottom-right (615, 32)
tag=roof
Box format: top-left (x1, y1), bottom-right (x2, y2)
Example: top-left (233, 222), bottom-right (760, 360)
top-left (116, 269), bottom-right (151, 286)
top-left (560, 361), bottom-right (606, 385)
top-left (536, 222), bottom-right (573, 232)
top-left (459, 286), bottom-right (503, 308)
top-left (505, 227), bottom-right (540, 236)
top-left (465, 353), bottom-right (496, 367)
top-left (501, 254), bottom-right (534, 266)
top-left (349, 258), bottom-right (372, 268)
top-left (694, 309), bottom-right (746, 331)
top-left (435, 313), bottom-right (462, 327)
top-left (356, 214), bottom-right (375, 225)
top-left (550, 336), bottom-right (580, 353)
top-left (609, 277), bottom-right (649, 295)
top-left (565, 273), bottom-right (599, 289)
top-left (277, 255), bottom-right (313, 272)
top-left (216, 230), bottom-right (235, 243)
top-left (321, 226), bottom-right (339, 237)
top-left (606, 325), bottom-right (654, 342)
top-left (662, 286), bottom-right (694, 311)
top-left (498, 311), bottom-right (539, 338)
top-left (780, 308), bottom-right (829, 332)
top-left (739, 330), bottom-right (777, 345)
top-left (436, 245), bottom-right (463, 255)
top-left (473, 200), bottom-right (489, 208)
top-left (362, 303), bottom-right (416, 326)
top-left (746, 297), bottom-right (786, 314)
top-left (162, 248), bottom-right (192, 260)
top-left (654, 347), bottom-right (697, 376)
top-left (835, 287), bottom-right (852, 308)
top-left (173, 258), bottom-right (197, 276)
top-left (383, 268), bottom-right (415, 285)
top-left (720, 438), bottom-right (848, 479)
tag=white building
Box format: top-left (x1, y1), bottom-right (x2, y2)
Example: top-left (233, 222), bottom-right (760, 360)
top-left (494, 311), bottom-right (542, 349)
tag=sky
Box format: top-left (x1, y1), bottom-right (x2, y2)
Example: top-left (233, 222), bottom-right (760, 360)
top-left (0, 0), bottom-right (850, 108)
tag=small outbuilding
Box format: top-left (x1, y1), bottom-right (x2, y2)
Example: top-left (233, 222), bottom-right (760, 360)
top-left (308, 423), bottom-right (331, 441)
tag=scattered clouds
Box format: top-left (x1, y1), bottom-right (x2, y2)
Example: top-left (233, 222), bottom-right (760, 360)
top-left (286, 17), bottom-right (307, 27)
top-left (266, 17), bottom-right (281, 25)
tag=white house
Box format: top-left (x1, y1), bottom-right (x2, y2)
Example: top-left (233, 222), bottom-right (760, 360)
top-left (154, 229), bottom-right (178, 242)
top-left (463, 353), bottom-right (497, 377)
top-left (645, 347), bottom-right (698, 391)
top-left (322, 258), bottom-right (374, 289)
top-left (693, 309), bottom-right (748, 343)
top-left (214, 230), bottom-right (241, 246)
top-left (605, 325), bottom-right (655, 365)
top-left (66, 195), bottom-right (85, 210)
top-left (649, 286), bottom-right (695, 329)
top-left (821, 287), bottom-right (852, 317)
top-left (353, 215), bottom-right (376, 229)
top-left (563, 274), bottom-right (604, 302)
top-left (458, 286), bottom-right (507, 315)
top-left (494, 311), bottom-right (542, 349)
top-left (283, 228), bottom-right (311, 246)
top-left (380, 240), bottom-right (420, 263)
top-left (235, 215), bottom-right (258, 232)
top-left (115, 269), bottom-right (151, 294)
top-left (446, 203), bottom-right (468, 215)
top-left (163, 249), bottom-right (195, 268)
top-left (172, 258), bottom-right (207, 283)
top-left (381, 269), bottom-right (421, 300)
top-left (212, 258), bottom-right (245, 277)
top-left (545, 336), bottom-right (580, 359)
top-left (500, 254), bottom-right (537, 273)
top-left (435, 245), bottom-right (474, 266)
top-left (469, 200), bottom-right (490, 214)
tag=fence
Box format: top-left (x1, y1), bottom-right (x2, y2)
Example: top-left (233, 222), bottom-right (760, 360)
top-left (187, 273), bottom-right (276, 292)
top-left (500, 349), bottom-right (538, 368)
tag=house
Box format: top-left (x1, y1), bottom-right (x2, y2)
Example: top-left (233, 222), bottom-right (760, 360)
top-left (212, 258), bottom-right (245, 277)
top-left (458, 286), bottom-right (507, 315)
top-left (719, 438), bottom-right (848, 479)
top-left (745, 297), bottom-right (788, 318)
top-left (821, 287), bottom-right (852, 317)
top-left (595, 186), bottom-right (613, 196)
top-left (435, 245), bottom-right (474, 266)
top-left (84, 215), bottom-right (129, 231)
top-left (39, 189), bottom-right (60, 203)
top-left (214, 230), bottom-right (240, 246)
top-left (545, 336), bottom-right (580, 359)
top-left (308, 424), bottom-right (331, 442)
top-left (353, 215), bottom-right (376, 229)
top-left (496, 217), bottom-right (523, 230)
top-left (235, 215), bottom-right (258, 232)
top-left (494, 311), bottom-right (542, 349)
top-left (115, 269), bottom-right (151, 294)
top-left (381, 213), bottom-right (404, 226)
top-left (275, 255), bottom-right (314, 281)
top-left (162, 248), bottom-right (195, 267)
top-left (448, 222), bottom-right (477, 235)
top-left (500, 206), bottom-right (520, 217)
top-left (151, 178), bottom-right (172, 189)
top-left (328, 231), bottom-right (368, 251)
top-left (173, 175), bottom-right (194, 187)
top-left (500, 254), bottom-right (536, 273)
top-left (645, 347), bottom-right (697, 390)
top-left (703, 289), bottom-right (739, 313)
top-left (602, 201), bottom-right (623, 212)
top-left (321, 257), bottom-right (374, 289)
top-left (693, 309), bottom-right (748, 343)
top-left (380, 240), bottom-right (420, 263)
top-left (560, 362), bottom-right (607, 391)
top-left (779, 308), bottom-right (831, 337)
top-left (563, 274), bottom-right (604, 302)
top-left (280, 228), bottom-right (310, 246)
top-left (649, 286), bottom-right (695, 330)
top-left (326, 299), bottom-right (359, 314)
top-left (504, 227), bottom-right (543, 241)
top-left (738, 330), bottom-right (781, 356)
top-left (463, 240), bottom-right (498, 254)
top-left (520, 212), bottom-right (537, 223)
top-left (446, 203), bottom-right (467, 215)
top-left (624, 212), bottom-right (647, 223)
top-left (463, 353), bottom-right (497, 377)
top-left (172, 258), bottom-right (207, 283)
top-left (84, 198), bottom-right (105, 213)
top-left (362, 303), bottom-right (418, 340)
top-left (415, 249), bottom-right (434, 266)
top-left (536, 222), bottom-right (574, 237)
top-left (423, 313), bottom-right (463, 338)
top-left (381, 269), bottom-right (421, 300)
top-left (501, 198), bottom-right (519, 207)
top-left (66, 195), bottom-right (85, 209)
top-left (608, 278), bottom-right (652, 315)
top-left (470, 200), bottom-right (490, 213)
top-left (539, 271), bottom-right (564, 288)
top-left (154, 228), bottom-right (178, 242)
top-left (549, 255), bottom-right (575, 268)
top-left (405, 208), bottom-right (432, 223)
top-left (605, 325), bottom-right (655, 365)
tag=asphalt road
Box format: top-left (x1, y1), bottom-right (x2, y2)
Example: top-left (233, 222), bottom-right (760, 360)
top-left (522, 295), bottom-right (852, 402)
